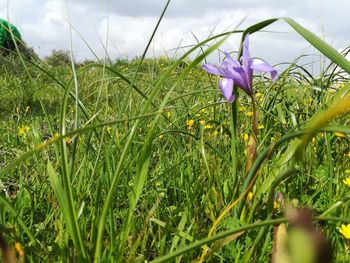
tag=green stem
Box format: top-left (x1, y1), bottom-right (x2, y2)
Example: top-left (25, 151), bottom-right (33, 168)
top-left (243, 168), bottom-right (299, 262)
top-left (231, 101), bottom-right (238, 192)
top-left (150, 218), bottom-right (288, 263)
top-left (150, 216), bottom-right (350, 263)
top-left (251, 95), bottom-right (258, 138)
top-left (234, 130), bottom-right (309, 218)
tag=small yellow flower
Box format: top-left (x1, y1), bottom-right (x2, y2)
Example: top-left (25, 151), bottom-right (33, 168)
top-left (187, 119), bottom-right (195, 130)
top-left (255, 92), bottom-right (262, 98)
top-left (239, 106), bottom-right (246, 112)
top-left (244, 133), bottom-right (249, 143)
top-left (204, 124), bottom-right (212, 129)
top-left (343, 177), bottom-right (350, 187)
top-left (334, 132), bottom-right (346, 138)
top-left (18, 125), bottom-right (30, 137)
top-left (159, 134), bottom-right (164, 139)
top-left (199, 120), bottom-right (206, 125)
top-left (245, 111), bottom-right (253, 117)
top-left (65, 137), bottom-right (72, 144)
top-left (212, 130), bottom-right (218, 136)
top-left (167, 112), bottom-right (171, 118)
top-left (15, 242), bottom-right (25, 257)
top-left (339, 224), bottom-right (350, 239)
top-left (258, 124), bottom-right (264, 130)
top-left (273, 200), bottom-right (278, 209)
top-left (247, 192), bottom-right (253, 200)
top-left (311, 137), bottom-right (316, 144)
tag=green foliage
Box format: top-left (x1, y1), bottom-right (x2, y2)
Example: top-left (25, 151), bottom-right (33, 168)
top-left (44, 49), bottom-right (72, 67)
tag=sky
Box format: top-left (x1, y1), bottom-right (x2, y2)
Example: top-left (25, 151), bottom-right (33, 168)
top-left (1, 0), bottom-right (349, 72)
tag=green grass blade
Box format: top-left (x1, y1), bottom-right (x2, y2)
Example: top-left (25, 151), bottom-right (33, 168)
top-left (47, 160), bottom-right (87, 259)
top-left (283, 17), bottom-right (350, 74)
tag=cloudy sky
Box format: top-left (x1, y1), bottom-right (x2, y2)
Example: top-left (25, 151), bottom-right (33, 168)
top-left (1, 0), bottom-right (349, 70)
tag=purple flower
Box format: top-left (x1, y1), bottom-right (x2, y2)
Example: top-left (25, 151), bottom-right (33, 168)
top-left (203, 34), bottom-right (278, 103)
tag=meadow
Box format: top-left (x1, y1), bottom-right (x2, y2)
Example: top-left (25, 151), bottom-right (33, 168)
top-left (0, 15), bottom-right (350, 262)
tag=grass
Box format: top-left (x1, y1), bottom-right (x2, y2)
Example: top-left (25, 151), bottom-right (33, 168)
top-left (0, 14), bottom-right (350, 262)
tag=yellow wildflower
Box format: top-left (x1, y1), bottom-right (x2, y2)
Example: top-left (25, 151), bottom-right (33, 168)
top-left (18, 125), bottom-right (30, 137)
top-left (311, 137), bottom-right (316, 144)
top-left (167, 112), bottom-right (171, 118)
top-left (15, 242), bottom-right (25, 257)
top-left (65, 137), bottom-right (72, 144)
top-left (255, 92), bottom-right (262, 98)
top-left (244, 133), bottom-right (249, 143)
top-left (239, 106), bottom-right (246, 112)
top-left (343, 177), bottom-right (350, 187)
top-left (247, 192), bottom-right (253, 200)
top-left (273, 200), bottom-right (278, 209)
top-left (199, 120), bottom-right (206, 125)
top-left (258, 124), bottom-right (264, 130)
top-left (187, 119), bottom-right (195, 130)
top-left (245, 111), bottom-right (253, 117)
top-left (159, 134), bottom-right (164, 139)
top-left (334, 132), bottom-right (346, 138)
top-left (339, 224), bottom-right (350, 239)
top-left (212, 130), bottom-right (218, 136)
top-left (204, 124), bottom-right (212, 129)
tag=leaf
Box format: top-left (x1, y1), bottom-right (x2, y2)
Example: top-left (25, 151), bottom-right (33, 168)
top-left (47, 160), bottom-right (76, 250)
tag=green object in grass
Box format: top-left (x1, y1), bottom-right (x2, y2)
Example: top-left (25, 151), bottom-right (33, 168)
top-left (0, 18), bottom-right (21, 47)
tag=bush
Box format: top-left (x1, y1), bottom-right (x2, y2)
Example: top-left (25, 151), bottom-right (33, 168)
top-left (44, 49), bottom-right (72, 66)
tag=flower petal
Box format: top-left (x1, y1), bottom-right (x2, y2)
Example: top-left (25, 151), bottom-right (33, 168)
top-left (219, 78), bottom-right (235, 103)
top-left (202, 64), bottom-right (222, 76)
top-left (242, 33), bottom-right (250, 60)
top-left (224, 52), bottom-right (240, 67)
top-left (251, 60), bottom-right (278, 82)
